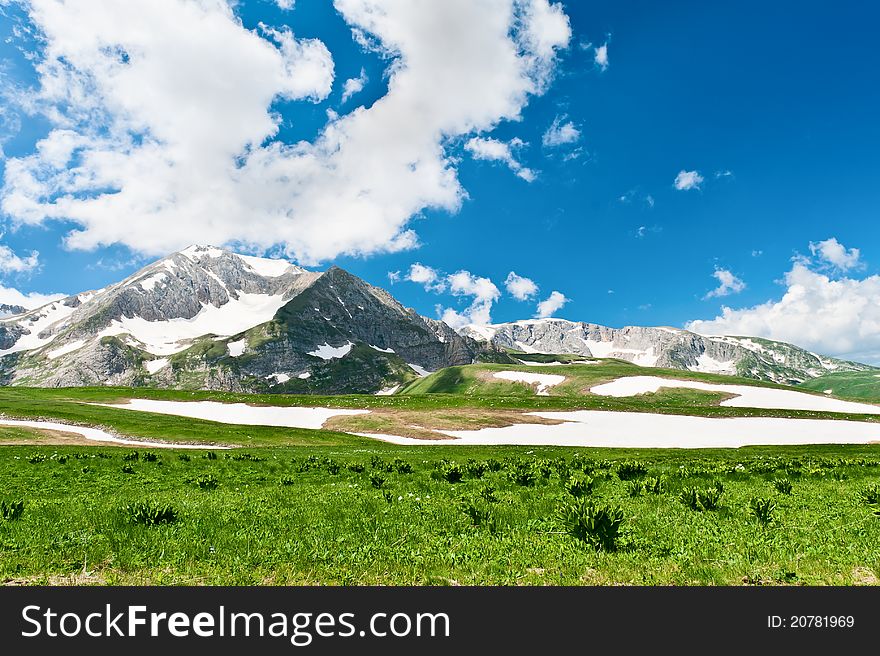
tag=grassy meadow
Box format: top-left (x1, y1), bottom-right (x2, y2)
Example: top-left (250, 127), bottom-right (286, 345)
top-left (2, 438), bottom-right (880, 585)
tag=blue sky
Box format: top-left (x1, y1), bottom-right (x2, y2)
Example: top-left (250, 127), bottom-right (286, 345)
top-left (1, 1), bottom-right (879, 360)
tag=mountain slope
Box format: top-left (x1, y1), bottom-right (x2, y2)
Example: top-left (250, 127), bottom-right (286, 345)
top-left (0, 246), bottom-right (481, 393)
top-left (459, 319), bottom-right (872, 385)
top-left (799, 370), bottom-right (880, 402)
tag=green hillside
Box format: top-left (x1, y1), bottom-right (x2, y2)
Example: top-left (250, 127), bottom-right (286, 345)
top-left (800, 370), bottom-right (880, 402)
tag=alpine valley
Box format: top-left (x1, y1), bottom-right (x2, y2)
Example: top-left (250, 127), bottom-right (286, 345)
top-left (0, 245), bottom-right (872, 393)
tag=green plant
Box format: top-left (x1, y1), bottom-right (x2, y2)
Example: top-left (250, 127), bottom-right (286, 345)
top-left (0, 499), bottom-right (24, 521)
top-left (773, 478), bottom-right (793, 495)
top-left (563, 474), bottom-right (595, 498)
top-left (370, 473), bottom-right (385, 489)
top-left (464, 459), bottom-right (487, 478)
top-left (142, 452), bottom-right (159, 462)
top-left (559, 500), bottom-right (624, 552)
top-left (27, 454), bottom-right (47, 464)
top-left (125, 501), bottom-right (178, 526)
top-left (280, 476), bottom-right (296, 486)
top-left (347, 462), bottom-right (365, 473)
top-left (750, 497), bottom-right (776, 526)
top-left (697, 487), bottom-right (722, 511)
top-left (479, 485), bottom-right (498, 504)
top-left (122, 451), bottom-right (139, 462)
top-left (626, 480), bottom-right (643, 497)
top-left (393, 458), bottom-right (413, 474)
top-left (642, 476), bottom-right (666, 495)
top-left (194, 474), bottom-right (219, 490)
top-left (203, 451), bottom-right (217, 460)
top-left (617, 461), bottom-right (648, 481)
top-left (433, 462), bottom-right (464, 483)
top-left (858, 483), bottom-right (880, 505)
top-left (121, 463), bottom-right (135, 474)
top-left (679, 487), bottom-right (700, 511)
top-left (508, 463), bottom-right (536, 487)
top-left (177, 454), bottom-right (191, 462)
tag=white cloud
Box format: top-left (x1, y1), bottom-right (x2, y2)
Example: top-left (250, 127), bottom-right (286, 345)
top-left (0, 243), bottom-right (40, 273)
top-left (405, 262), bottom-right (446, 292)
top-left (687, 249), bottom-right (880, 363)
top-left (275, 0), bottom-right (295, 9)
top-left (704, 268), bottom-right (745, 299)
top-left (535, 290), bottom-right (568, 318)
top-left (0, 284), bottom-right (65, 310)
top-left (341, 67), bottom-right (368, 103)
top-left (809, 237), bottom-right (862, 272)
top-left (673, 170), bottom-right (704, 191)
top-left (2, 0), bottom-right (570, 264)
top-left (464, 136), bottom-right (536, 182)
top-left (594, 42), bottom-right (608, 71)
top-left (387, 270), bottom-right (401, 284)
top-left (444, 270), bottom-right (500, 326)
top-left (505, 271), bottom-right (538, 300)
top-left (542, 114), bottom-right (580, 147)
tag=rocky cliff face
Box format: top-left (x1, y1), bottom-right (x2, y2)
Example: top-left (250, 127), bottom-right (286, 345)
top-left (0, 304), bottom-right (26, 318)
top-left (460, 319), bottom-right (872, 384)
top-left (0, 246), bottom-right (482, 393)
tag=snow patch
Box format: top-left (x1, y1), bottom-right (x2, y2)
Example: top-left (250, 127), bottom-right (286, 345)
top-left (138, 272), bottom-right (168, 292)
top-left (690, 353), bottom-right (737, 375)
top-left (493, 371), bottom-right (566, 396)
top-left (94, 400), bottom-right (369, 430)
top-left (369, 344), bottom-right (395, 353)
top-left (0, 300), bottom-right (78, 356)
top-left (227, 339), bottom-right (247, 357)
top-left (408, 363), bottom-right (432, 377)
top-left (358, 411), bottom-right (880, 449)
top-left (298, 372), bottom-right (311, 379)
top-left (590, 376), bottom-right (880, 415)
top-left (267, 373), bottom-right (291, 384)
top-left (308, 342), bottom-right (354, 360)
top-left (376, 385), bottom-right (400, 396)
top-left (0, 417), bottom-right (229, 449)
top-left (145, 358), bottom-right (169, 374)
top-left (46, 339), bottom-right (87, 360)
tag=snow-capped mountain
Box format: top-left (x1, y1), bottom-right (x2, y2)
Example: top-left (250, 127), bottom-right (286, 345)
top-left (0, 304), bottom-right (26, 318)
top-left (0, 246), bottom-right (481, 392)
top-left (460, 319), bottom-right (872, 385)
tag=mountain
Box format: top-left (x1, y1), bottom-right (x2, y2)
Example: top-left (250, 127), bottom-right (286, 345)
top-left (459, 319), bottom-right (873, 385)
top-left (0, 245), bottom-right (482, 393)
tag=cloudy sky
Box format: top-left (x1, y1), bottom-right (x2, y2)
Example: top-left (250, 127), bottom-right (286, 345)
top-left (1, 1), bottom-right (879, 362)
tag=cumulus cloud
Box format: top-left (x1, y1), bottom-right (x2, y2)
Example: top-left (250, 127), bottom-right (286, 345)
top-left (673, 170), bottom-right (704, 191)
top-left (0, 284), bottom-right (65, 310)
top-left (275, 0), bottom-right (296, 9)
top-left (704, 268), bottom-right (746, 299)
top-left (505, 271), bottom-right (538, 300)
top-left (464, 136), bottom-right (536, 182)
top-left (542, 114), bottom-right (580, 147)
top-left (442, 270), bottom-right (501, 327)
top-left (2, 0), bottom-right (570, 264)
top-left (809, 237), bottom-right (862, 272)
top-left (687, 245), bottom-right (880, 362)
top-left (535, 290), bottom-right (568, 318)
top-left (405, 262), bottom-right (446, 292)
top-left (0, 243), bottom-right (40, 273)
top-left (594, 42), bottom-right (608, 71)
top-left (341, 67), bottom-right (368, 103)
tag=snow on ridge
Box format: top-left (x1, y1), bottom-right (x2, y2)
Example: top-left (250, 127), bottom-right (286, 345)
top-left (97, 292), bottom-right (289, 356)
top-left (0, 301), bottom-right (78, 356)
top-left (267, 373), bottom-right (291, 384)
top-left (138, 272), bottom-right (168, 292)
top-left (369, 344), bottom-right (395, 353)
top-left (237, 253), bottom-right (299, 278)
top-left (308, 342), bottom-right (354, 360)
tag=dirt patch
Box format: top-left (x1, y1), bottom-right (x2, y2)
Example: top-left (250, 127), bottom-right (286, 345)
top-left (852, 567), bottom-right (878, 586)
top-left (325, 407), bottom-right (565, 440)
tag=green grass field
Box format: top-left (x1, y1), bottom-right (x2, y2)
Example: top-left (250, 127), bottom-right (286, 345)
top-left (801, 370), bottom-right (880, 402)
top-left (2, 440), bottom-right (879, 585)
